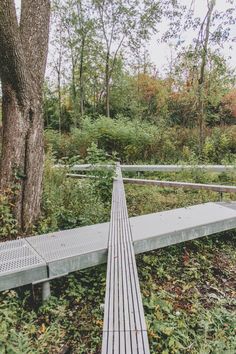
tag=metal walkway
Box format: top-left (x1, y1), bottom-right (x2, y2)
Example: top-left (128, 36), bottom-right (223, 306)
top-left (1, 202), bottom-right (236, 292)
top-left (1, 164), bottom-right (236, 353)
top-left (102, 165), bottom-right (149, 353)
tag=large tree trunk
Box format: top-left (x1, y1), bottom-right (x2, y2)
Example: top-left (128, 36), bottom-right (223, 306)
top-left (0, 0), bottom-right (50, 232)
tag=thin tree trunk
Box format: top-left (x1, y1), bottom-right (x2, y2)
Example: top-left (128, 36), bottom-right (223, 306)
top-left (79, 37), bottom-right (85, 116)
top-left (71, 57), bottom-right (78, 128)
top-left (105, 52), bottom-right (110, 118)
top-left (57, 67), bottom-right (62, 134)
top-left (198, 0), bottom-right (215, 156)
top-left (57, 29), bottom-right (63, 134)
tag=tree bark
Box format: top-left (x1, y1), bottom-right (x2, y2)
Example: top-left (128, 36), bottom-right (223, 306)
top-left (105, 51), bottom-right (110, 118)
top-left (0, 0), bottom-right (50, 232)
top-left (56, 27), bottom-right (63, 134)
top-left (79, 37), bottom-right (85, 116)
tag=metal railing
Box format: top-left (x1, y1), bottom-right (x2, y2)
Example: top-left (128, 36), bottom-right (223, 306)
top-left (122, 178), bottom-right (236, 194)
top-left (67, 164), bottom-right (236, 172)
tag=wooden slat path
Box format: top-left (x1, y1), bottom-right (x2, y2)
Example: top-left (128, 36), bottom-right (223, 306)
top-left (102, 164), bottom-right (150, 354)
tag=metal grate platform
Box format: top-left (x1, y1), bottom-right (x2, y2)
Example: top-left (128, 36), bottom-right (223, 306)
top-left (132, 202), bottom-right (236, 254)
top-left (102, 165), bottom-right (150, 354)
top-left (216, 202), bottom-right (236, 211)
top-left (27, 223), bottom-right (109, 277)
top-left (0, 239), bottom-right (47, 291)
top-left (1, 202), bottom-right (236, 292)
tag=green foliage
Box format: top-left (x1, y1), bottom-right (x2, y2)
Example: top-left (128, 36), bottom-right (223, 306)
top-left (1, 229), bottom-right (235, 353)
top-left (85, 142), bottom-right (110, 164)
top-left (38, 150), bottom-right (109, 233)
top-left (1, 1), bottom-right (236, 351)
top-left (45, 116), bottom-right (236, 165)
top-left (1, 167), bottom-right (236, 353)
top-left (85, 142), bottom-right (116, 203)
top-left (125, 168), bottom-right (236, 217)
top-left (0, 289), bottom-right (67, 353)
top-left (203, 128), bottom-right (232, 163)
top-left (0, 192), bottom-right (18, 240)
top-left (0, 290), bottom-right (35, 353)
top-left (138, 233), bottom-right (236, 354)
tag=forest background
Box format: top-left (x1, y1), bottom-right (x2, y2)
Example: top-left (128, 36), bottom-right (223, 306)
top-left (1, 1), bottom-right (236, 353)
top-left (40, 0), bottom-right (236, 166)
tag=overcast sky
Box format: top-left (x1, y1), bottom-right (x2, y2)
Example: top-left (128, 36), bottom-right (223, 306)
top-left (15, 0), bottom-right (236, 74)
top-left (148, 0), bottom-right (236, 73)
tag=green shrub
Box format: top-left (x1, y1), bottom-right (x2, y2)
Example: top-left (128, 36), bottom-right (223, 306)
top-left (203, 128), bottom-right (232, 163)
top-left (0, 191), bottom-right (18, 240)
top-left (45, 116), bottom-right (236, 165)
top-left (38, 151), bottom-right (110, 233)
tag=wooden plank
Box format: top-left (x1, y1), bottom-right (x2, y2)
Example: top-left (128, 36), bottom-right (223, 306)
top-left (102, 164), bottom-right (150, 353)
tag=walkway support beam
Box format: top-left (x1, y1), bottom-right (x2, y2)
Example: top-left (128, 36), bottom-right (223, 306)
top-left (42, 281), bottom-right (51, 301)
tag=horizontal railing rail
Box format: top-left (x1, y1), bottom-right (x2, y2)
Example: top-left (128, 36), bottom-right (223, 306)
top-left (66, 173), bottom-right (236, 194)
top-left (57, 164), bottom-right (236, 173)
top-left (120, 164), bottom-right (236, 172)
top-left (122, 178), bottom-right (236, 193)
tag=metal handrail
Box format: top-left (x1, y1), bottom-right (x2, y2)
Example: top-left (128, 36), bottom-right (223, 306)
top-left (123, 178), bottom-right (236, 194)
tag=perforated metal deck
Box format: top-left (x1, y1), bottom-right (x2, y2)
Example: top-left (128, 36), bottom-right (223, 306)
top-left (0, 239), bottom-right (47, 291)
top-left (27, 223), bottom-right (109, 277)
top-left (102, 165), bottom-right (150, 354)
top-left (1, 202), bottom-right (236, 293)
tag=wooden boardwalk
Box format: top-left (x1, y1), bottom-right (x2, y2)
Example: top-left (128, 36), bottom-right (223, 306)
top-left (102, 165), bottom-right (150, 353)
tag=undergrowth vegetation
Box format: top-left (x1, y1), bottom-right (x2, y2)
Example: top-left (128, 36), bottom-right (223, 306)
top-left (1, 145), bottom-right (236, 353)
top-left (139, 234), bottom-right (236, 354)
top-left (1, 0), bottom-right (236, 352)
top-left (45, 116), bottom-right (236, 164)
top-left (1, 231), bottom-right (235, 353)
top-left (37, 150), bottom-right (112, 234)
